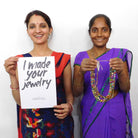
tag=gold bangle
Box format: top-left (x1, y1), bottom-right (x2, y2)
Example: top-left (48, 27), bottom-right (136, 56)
top-left (10, 84), bottom-right (19, 91)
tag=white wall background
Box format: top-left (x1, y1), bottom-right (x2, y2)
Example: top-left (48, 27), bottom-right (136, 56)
top-left (0, 0), bottom-right (138, 137)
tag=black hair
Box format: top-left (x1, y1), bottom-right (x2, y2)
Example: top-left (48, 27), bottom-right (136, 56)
top-left (88, 14), bottom-right (112, 33)
top-left (24, 10), bottom-right (52, 29)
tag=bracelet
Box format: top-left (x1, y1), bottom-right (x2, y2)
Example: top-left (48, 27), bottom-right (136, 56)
top-left (68, 103), bottom-right (73, 113)
top-left (10, 84), bottom-right (19, 91)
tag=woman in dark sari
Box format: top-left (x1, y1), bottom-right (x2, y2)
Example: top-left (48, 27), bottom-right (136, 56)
top-left (73, 14), bottom-right (133, 138)
top-left (4, 10), bottom-right (74, 138)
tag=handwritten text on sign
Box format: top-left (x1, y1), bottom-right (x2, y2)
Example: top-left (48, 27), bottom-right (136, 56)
top-left (18, 56), bottom-right (57, 109)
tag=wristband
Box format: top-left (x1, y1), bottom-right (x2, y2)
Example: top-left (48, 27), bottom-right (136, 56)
top-left (10, 84), bottom-right (19, 91)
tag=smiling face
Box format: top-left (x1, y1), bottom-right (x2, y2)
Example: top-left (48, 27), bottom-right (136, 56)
top-left (90, 17), bottom-right (110, 48)
top-left (27, 15), bottom-right (52, 45)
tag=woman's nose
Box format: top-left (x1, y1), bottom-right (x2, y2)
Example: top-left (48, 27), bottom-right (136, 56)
top-left (97, 30), bottom-right (102, 36)
top-left (35, 26), bottom-right (41, 33)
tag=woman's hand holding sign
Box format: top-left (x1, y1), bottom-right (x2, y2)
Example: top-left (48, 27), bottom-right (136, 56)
top-left (4, 56), bottom-right (18, 76)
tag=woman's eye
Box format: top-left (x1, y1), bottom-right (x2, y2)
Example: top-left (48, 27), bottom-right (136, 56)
top-left (29, 26), bottom-right (35, 29)
top-left (103, 28), bottom-right (108, 32)
top-left (91, 28), bottom-right (97, 33)
top-left (41, 25), bottom-right (46, 28)
top-left (41, 24), bottom-right (47, 28)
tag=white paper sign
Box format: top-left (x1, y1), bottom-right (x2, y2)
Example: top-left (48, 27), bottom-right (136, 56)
top-left (17, 56), bottom-right (57, 109)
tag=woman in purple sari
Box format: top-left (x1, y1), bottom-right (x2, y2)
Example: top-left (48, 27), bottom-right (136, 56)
top-left (73, 14), bottom-right (133, 138)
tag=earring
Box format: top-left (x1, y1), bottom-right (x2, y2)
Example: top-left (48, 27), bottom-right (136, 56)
top-left (48, 33), bottom-right (51, 40)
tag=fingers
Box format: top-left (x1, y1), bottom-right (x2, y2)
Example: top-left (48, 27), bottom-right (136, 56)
top-left (80, 58), bottom-right (97, 73)
top-left (4, 57), bottom-right (18, 68)
top-left (54, 104), bottom-right (70, 119)
top-left (109, 58), bottom-right (124, 73)
top-left (80, 57), bottom-right (124, 74)
top-left (4, 56), bottom-right (19, 75)
top-left (110, 58), bottom-right (123, 67)
top-left (54, 112), bottom-right (67, 119)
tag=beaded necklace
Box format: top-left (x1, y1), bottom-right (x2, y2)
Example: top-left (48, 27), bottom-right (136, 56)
top-left (90, 61), bottom-right (116, 102)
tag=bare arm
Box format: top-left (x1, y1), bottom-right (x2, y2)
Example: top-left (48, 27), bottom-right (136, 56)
top-left (73, 65), bottom-right (84, 97)
top-left (117, 62), bottom-right (130, 92)
top-left (63, 63), bottom-right (73, 105)
top-left (4, 56), bottom-right (21, 105)
top-left (54, 63), bottom-right (73, 119)
top-left (73, 58), bottom-right (97, 97)
top-left (10, 75), bottom-right (21, 105)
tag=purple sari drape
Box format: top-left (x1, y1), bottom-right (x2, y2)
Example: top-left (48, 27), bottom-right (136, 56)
top-left (74, 48), bottom-right (133, 138)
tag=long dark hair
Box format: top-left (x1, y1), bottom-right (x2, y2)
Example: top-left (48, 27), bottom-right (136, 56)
top-left (24, 10), bottom-right (52, 29)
